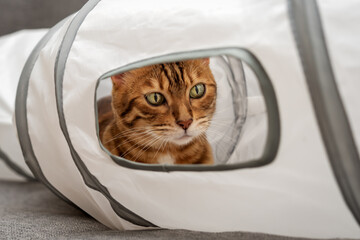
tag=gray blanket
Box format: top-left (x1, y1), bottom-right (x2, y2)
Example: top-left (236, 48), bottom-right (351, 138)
top-left (0, 180), bottom-right (317, 240)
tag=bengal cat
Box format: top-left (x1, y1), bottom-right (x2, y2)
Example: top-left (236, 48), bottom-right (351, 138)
top-left (98, 58), bottom-right (216, 164)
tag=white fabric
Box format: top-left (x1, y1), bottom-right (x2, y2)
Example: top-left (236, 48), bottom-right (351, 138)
top-left (25, 17), bottom-right (143, 230)
top-left (59, 0), bottom-right (358, 237)
top-left (0, 0), bottom-right (359, 238)
top-left (0, 30), bottom-right (47, 180)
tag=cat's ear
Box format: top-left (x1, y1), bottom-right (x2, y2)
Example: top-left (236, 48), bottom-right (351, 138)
top-left (202, 58), bottom-right (210, 65)
top-left (111, 73), bottom-right (125, 89)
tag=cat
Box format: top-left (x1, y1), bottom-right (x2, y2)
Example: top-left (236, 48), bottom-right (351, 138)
top-left (98, 58), bottom-right (217, 165)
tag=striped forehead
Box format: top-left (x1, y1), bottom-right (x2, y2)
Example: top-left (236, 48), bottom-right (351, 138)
top-left (159, 62), bottom-right (190, 93)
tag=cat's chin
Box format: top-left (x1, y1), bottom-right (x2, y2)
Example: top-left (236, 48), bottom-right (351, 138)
top-left (170, 134), bottom-right (194, 146)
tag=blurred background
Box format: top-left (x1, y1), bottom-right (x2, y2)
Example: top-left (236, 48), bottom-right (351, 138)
top-left (0, 0), bottom-right (88, 36)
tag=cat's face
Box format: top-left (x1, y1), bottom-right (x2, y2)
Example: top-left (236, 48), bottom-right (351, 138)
top-left (111, 59), bottom-right (216, 147)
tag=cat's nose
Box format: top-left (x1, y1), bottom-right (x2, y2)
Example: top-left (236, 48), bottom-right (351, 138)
top-left (176, 119), bottom-right (193, 130)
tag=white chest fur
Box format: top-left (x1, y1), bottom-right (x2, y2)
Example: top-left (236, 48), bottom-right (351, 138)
top-left (157, 154), bottom-right (175, 165)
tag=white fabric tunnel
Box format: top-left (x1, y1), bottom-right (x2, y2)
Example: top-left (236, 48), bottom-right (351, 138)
top-left (0, 0), bottom-right (359, 238)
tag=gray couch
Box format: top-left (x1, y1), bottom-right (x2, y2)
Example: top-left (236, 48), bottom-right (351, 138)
top-left (3, 181), bottom-right (307, 240)
top-left (0, 1), bottom-right (354, 239)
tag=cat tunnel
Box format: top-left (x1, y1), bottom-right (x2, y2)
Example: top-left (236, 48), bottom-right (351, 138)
top-left (0, 0), bottom-right (360, 238)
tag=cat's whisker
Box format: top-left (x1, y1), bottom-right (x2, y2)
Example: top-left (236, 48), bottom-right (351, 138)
top-left (207, 126), bottom-right (241, 137)
top-left (196, 120), bottom-right (209, 127)
top-left (121, 139), bottom-right (152, 161)
top-left (208, 123), bottom-right (235, 127)
top-left (205, 129), bottom-right (239, 143)
top-left (110, 130), bottom-right (154, 153)
top-left (206, 128), bottom-right (238, 139)
top-left (103, 127), bottom-right (152, 144)
top-left (135, 137), bottom-right (165, 163)
top-left (208, 121), bottom-right (238, 129)
top-left (209, 121), bottom-right (239, 126)
top-left (118, 132), bottom-right (153, 154)
top-left (208, 139), bottom-right (239, 155)
top-left (151, 138), bottom-right (168, 163)
top-left (208, 118), bottom-right (237, 124)
top-left (197, 130), bottom-right (234, 158)
top-left (131, 135), bottom-right (164, 163)
top-left (104, 131), bottom-right (146, 145)
top-left (159, 139), bottom-right (170, 163)
top-left (110, 129), bottom-right (153, 147)
top-left (207, 125), bottom-right (236, 132)
top-left (109, 125), bottom-right (151, 136)
top-left (134, 137), bottom-right (165, 163)
top-left (210, 119), bottom-right (247, 127)
top-left (121, 130), bottom-right (164, 160)
top-left (118, 132), bottom-right (156, 157)
top-left (194, 133), bottom-right (206, 144)
top-left (153, 128), bottom-right (171, 132)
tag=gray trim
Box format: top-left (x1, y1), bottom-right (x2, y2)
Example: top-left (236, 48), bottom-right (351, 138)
top-left (95, 47), bottom-right (281, 172)
top-left (54, 0), bottom-right (157, 228)
top-left (288, 0), bottom-right (360, 225)
top-left (0, 147), bottom-right (35, 181)
top-left (15, 18), bottom-right (72, 204)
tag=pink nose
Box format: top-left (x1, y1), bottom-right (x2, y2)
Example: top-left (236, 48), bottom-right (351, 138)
top-left (176, 119), bottom-right (193, 130)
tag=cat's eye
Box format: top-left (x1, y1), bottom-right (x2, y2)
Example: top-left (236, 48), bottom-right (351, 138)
top-left (189, 83), bottom-right (205, 99)
top-left (145, 92), bottom-right (165, 106)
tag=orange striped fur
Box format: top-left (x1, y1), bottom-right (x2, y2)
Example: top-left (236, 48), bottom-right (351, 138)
top-left (98, 59), bottom-right (216, 164)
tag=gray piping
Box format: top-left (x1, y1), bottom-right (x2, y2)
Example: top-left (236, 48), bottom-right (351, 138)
top-left (15, 18), bottom-right (72, 204)
top-left (0, 147), bottom-right (34, 181)
top-left (95, 47), bottom-right (281, 172)
top-left (54, 0), bottom-right (156, 227)
top-left (288, 0), bottom-right (360, 225)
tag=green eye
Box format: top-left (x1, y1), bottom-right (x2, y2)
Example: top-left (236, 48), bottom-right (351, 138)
top-left (189, 83), bottom-right (205, 99)
top-left (145, 92), bottom-right (165, 106)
